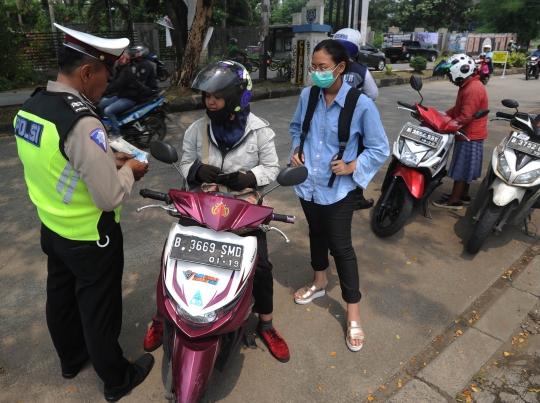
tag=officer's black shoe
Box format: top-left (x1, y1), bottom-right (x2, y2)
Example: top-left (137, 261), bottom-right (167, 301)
top-left (61, 358), bottom-right (89, 379)
top-left (103, 354), bottom-right (155, 402)
top-left (354, 195), bottom-right (374, 210)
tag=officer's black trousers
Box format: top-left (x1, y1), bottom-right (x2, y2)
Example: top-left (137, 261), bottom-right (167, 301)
top-left (40, 223), bottom-right (130, 387)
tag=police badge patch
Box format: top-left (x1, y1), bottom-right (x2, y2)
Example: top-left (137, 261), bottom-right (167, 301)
top-left (90, 128), bottom-right (107, 152)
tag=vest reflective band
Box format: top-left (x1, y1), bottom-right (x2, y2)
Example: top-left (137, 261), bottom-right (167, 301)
top-left (15, 109), bottom-right (121, 241)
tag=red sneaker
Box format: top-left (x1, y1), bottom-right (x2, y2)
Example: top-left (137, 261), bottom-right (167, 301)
top-left (256, 324), bottom-right (290, 363)
top-left (143, 317), bottom-right (163, 352)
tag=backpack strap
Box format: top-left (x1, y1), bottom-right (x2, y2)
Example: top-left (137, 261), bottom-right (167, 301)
top-left (298, 86), bottom-right (321, 159)
top-left (328, 88), bottom-right (362, 187)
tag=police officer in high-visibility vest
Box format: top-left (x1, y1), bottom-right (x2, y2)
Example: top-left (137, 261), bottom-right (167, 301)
top-left (14, 24), bottom-right (152, 402)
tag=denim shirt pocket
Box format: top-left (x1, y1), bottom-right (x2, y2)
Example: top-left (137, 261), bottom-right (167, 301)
top-left (328, 126), bottom-right (340, 147)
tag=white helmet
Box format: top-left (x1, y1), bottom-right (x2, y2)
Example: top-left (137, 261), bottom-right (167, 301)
top-left (433, 53), bottom-right (475, 85)
top-left (334, 28), bottom-right (361, 57)
top-left (483, 44), bottom-right (492, 50)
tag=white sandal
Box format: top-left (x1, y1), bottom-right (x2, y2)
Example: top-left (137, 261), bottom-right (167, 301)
top-left (294, 283), bottom-right (325, 305)
top-left (345, 321), bottom-right (364, 352)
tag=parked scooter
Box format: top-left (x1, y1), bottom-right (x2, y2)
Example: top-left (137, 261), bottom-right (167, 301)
top-left (137, 140), bottom-right (307, 403)
top-left (149, 54), bottom-right (169, 82)
top-left (525, 56), bottom-right (539, 81)
top-left (101, 90), bottom-right (169, 148)
top-left (475, 53), bottom-right (491, 85)
top-left (466, 99), bottom-right (540, 254)
top-left (371, 75), bottom-right (489, 237)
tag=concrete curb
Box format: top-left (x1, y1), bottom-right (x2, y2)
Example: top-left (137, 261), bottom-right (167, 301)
top-left (0, 67), bottom-right (528, 134)
top-left (387, 254), bottom-right (540, 401)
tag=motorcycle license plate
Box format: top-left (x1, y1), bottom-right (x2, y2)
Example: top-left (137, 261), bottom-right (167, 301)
top-left (399, 124), bottom-right (442, 148)
top-left (506, 134), bottom-right (540, 157)
top-left (170, 234), bottom-right (243, 271)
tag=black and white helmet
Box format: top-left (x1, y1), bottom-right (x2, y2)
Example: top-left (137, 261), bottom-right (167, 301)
top-left (433, 53), bottom-right (475, 85)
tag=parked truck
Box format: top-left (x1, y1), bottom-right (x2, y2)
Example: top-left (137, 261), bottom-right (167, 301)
top-left (385, 41), bottom-right (439, 63)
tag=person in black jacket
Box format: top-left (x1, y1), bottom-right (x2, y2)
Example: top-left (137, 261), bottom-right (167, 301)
top-left (98, 50), bottom-right (144, 136)
top-left (131, 45), bottom-right (158, 96)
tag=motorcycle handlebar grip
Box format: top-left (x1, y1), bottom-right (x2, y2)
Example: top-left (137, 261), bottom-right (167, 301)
top-left (397, 101), bottom-right (416, 109)
top-left (496, 111), bottom-right (514, 120)
top-left (272, 214), bottom-right (296, 224)
top-left (139, 189), bottom-right (169, 202)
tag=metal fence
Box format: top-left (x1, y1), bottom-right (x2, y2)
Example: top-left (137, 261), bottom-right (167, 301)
top-left (206, 26), bottom-right (261, 61)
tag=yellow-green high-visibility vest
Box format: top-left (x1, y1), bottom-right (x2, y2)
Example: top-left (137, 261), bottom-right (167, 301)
top-left (15, 88), bottom-right (121, 241)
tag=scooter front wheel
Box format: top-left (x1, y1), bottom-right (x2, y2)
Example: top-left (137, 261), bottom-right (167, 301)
top-left (526, 68), bottom-right (530, 80)
top-left (466, 201), bottom-right (504, 254)
top-left (371, 181), bottom-right (414, 237)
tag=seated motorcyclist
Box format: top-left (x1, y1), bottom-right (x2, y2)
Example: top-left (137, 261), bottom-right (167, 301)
top-left (143, 60), bottom-right (291, 363)
top-left (98, 50), bottom-right (147, 137)
top-left (228, 38), bottom-right (248, 67)
top-left (482, 45), bottom-right (494, 74)
top-left (526, 45), bottom-right (540, 73)
top-left (131, 44), bottom-right (158, 96)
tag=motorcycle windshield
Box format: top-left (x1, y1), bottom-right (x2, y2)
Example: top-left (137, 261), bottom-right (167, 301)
top-left (169, 190), bottom-right (273, 232)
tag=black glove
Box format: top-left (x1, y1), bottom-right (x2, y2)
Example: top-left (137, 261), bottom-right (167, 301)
top-left (196, 164), bottom-right (223, 183)
top-left (221, 171), bottom-right (256, 191)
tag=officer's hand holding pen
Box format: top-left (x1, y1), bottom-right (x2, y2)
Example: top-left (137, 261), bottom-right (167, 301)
top-left (124, 159), bottom-right (149, 181)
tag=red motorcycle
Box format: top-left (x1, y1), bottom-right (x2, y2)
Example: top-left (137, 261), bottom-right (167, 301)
top-left (138, 141), bottom-right (307, 403)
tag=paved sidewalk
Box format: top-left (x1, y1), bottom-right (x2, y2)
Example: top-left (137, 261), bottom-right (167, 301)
top-left (382, 250), bottom-right (540, 402)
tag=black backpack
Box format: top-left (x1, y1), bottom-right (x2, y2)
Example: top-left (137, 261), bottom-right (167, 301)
top-left (298, 85), bottom-right (363, 187)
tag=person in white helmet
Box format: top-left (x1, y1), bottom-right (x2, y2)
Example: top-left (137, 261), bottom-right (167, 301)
top-left (482, 44), bottom-right (494, 74)
top-left (334, 28), bottom-right (380, 210)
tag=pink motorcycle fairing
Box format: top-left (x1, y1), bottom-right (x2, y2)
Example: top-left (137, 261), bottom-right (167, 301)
top-left (394, 165), bottom-right (425, 198)
top-left (169, 189), bottom-right (274, 232)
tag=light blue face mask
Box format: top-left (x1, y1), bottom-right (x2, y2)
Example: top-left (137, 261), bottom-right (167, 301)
top-left (311, 64), bottom-right (340, 88)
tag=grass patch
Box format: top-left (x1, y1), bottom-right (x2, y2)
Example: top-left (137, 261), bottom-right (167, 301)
top-left (371, 69), bottom-right (434, 79)
top-left (164, 78), bottom-right (300, 102)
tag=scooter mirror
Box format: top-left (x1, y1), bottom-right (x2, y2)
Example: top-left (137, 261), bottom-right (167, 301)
top-left (473, 109), bottom-right (490, 119)
top-left (501, 99), bottom-right (519, 109)
top-left (276, 166), bottom-right (308, 186)
top-left (150, 140), bottom-right (179, 164)
top-left (410, 75), bottom-right (423, 92)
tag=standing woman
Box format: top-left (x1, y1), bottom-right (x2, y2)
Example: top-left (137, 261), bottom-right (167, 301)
top-left (289, 40), bottom-right (389, 351)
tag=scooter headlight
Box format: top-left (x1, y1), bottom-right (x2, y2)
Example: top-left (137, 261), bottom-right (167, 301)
top-left (497, 153), bottom-right (511, 180)
top-left (400, 143), bottom-right (419, 167)
top-left (176, 304), bottom-right (222, 324)
top-left (515, 168), bottom-right (540, 184)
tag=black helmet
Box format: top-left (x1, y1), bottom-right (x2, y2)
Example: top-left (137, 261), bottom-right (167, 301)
top-left (191, 60), bottom-right (253, 114)
top-left (131, 44), bottom-right (150, 59)
top-left (229, 38), bottom-right (238, 45)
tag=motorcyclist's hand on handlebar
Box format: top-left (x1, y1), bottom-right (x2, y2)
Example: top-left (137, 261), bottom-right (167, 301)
top-left (290, 146), bottom-right (305, 166)
top-left (196, 164), bottom-right (224, 183)
top-left (114, 152), bottom-right (135, 169)
top-left (125, 159), bottom-right (149, 181)
top-left (221, 171), bottom-right (256, 191)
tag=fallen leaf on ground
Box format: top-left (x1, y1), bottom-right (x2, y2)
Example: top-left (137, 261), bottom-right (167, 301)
top-left (455, 318), bottom-right (461, 323)
top-left (330, 352), bottom-right (336, 356)
top-left (68, 388), bottom-right (74, 392)
top-left (318, 386), bottom-right (322, 391)
top-left (402, 312), bottom-right (408, 316)
top-left (369, 313), bottom-right (375, 317)
top-left (367, 397), bottom-right (374, 401)
top-left (381, 385), bottom-right (386, 390)
top-left (397, 379), bottom-right (402, 387)
top-left (462, 390), bottom-right (470, 396)
top-left (34, 341), bottom-right (40, 345)
top-left (396, 334), bottom-right (400, 339)
top-left (471, 387), bottom-right (478, 392)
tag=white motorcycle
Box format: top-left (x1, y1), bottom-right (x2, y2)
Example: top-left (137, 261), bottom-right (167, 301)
top-left (467, 99), bottom-right (540, 254)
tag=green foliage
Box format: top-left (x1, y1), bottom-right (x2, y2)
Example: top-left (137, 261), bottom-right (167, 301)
top-left (476, 0), bottom-right (540, 44)
top-left (271, 0), bottom-right (306, 25)
top-left (373, 32), bottom-right (384, 49)
top-left (409, 56), bottom-right (428, 73)
top-left (507, 52), bottom-right (527, 68)
top-left (384, 65), bottom-right (394, 76)
top-left (392, 0), bottom-right (473, 32)
top-left (277, 56), bottom-right (292, 79)
top-left (213, 0), bottom-right (256, 27)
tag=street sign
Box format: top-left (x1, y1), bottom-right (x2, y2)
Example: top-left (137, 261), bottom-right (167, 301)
top-left (492, 51), bottom-right (508, 64)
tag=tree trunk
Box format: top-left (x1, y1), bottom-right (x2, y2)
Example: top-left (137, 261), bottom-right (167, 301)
top-left (165, 0), bottom-right (189, 86)
top-left (179, 0), bottom-right (213, 88)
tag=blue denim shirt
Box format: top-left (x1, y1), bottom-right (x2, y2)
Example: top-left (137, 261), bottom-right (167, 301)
top-left (289, 82), bottom-right (389, 205)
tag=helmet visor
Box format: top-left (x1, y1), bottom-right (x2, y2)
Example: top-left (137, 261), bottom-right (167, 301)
top-left (191, 61), bottom-right (245, 97)
top-left (432, 60), bottom-right (453, 77)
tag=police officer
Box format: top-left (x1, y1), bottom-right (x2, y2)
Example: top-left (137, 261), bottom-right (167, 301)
top-left (14, 24), bottom-right (153, 402)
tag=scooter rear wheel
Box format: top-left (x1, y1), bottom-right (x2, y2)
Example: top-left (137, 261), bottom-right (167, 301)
top-left (158, 68), bottom-right (169, 82)
top-left (371, 181), bottom-right (414, 237)
top-left (136, 113), bottom-right (167, 148)
top-left (466, 201), bottom-right (504, 254)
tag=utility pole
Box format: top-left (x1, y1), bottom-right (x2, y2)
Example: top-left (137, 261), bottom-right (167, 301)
top-left (360, 0), bottom-right (369, 45)
top-left (259, 0), bottom-right (269, 80)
